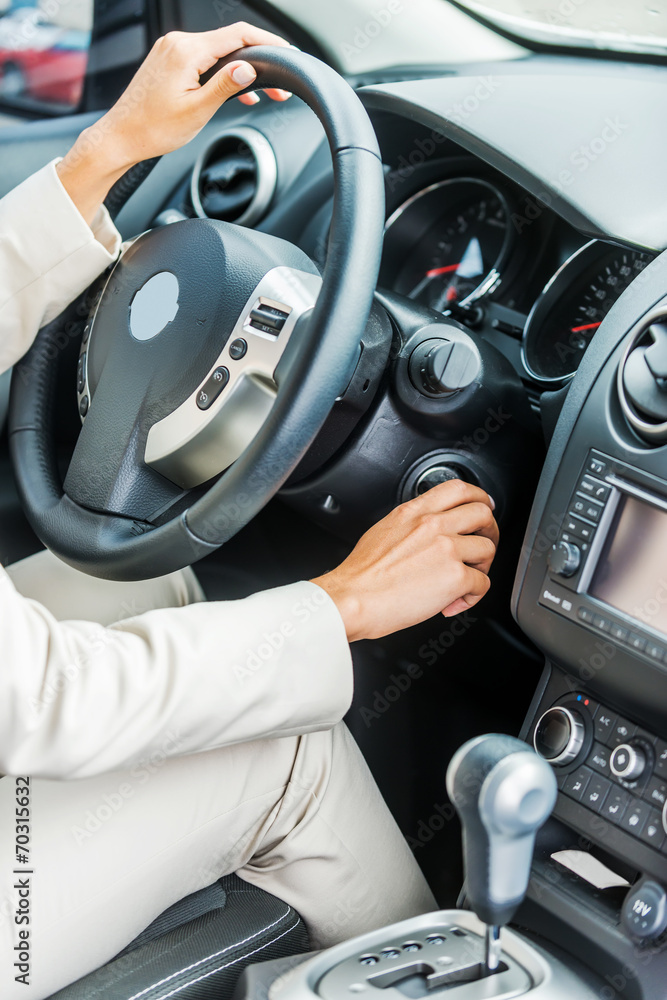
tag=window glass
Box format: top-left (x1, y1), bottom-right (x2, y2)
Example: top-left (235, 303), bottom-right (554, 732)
top-left (0, 0), bottom-right (93, 113)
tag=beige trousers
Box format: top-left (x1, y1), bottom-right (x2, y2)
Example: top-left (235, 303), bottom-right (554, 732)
top-left (1, 552), bottom-right (436, 1000)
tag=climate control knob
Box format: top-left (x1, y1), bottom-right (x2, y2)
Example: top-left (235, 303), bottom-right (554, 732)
top-left (548, 541), bottom-right (581, 578)
top-left (611, 743), bottom-right (647, 782)
top-left (533, 706), bottom-right (586, 766)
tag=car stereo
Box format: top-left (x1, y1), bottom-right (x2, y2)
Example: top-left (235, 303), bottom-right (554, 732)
top-left (538, 449), bottom-right (667, 668)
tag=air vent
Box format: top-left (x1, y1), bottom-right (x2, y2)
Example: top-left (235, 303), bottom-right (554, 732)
top-left (191, 126), bottom-right (277, 227)
top-left (618, 305), bottom-right (667, 444)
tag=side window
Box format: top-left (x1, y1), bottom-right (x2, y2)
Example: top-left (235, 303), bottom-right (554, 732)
top-left (0, 0), bottom-right (93, 114)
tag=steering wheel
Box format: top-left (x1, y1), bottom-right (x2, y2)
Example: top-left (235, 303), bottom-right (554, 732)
top-left (9, 47), bottom-right (384, 581)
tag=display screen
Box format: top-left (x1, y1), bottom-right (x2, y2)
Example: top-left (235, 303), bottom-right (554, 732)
top-left (590, 494), bottom-right (667, 637)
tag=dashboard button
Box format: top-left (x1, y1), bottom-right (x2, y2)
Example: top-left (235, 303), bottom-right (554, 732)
top-left (582, 776), bottom-right (611, 813)
top-left (592, 708), bottom-right (617, 744)
top-left (562, 767), bottom-right (592, 802)
top-left (602, 787), bottom-right (631, 825)
top-left (571, 498), bottom-right (588, 518)
top-left (643, 776), bottom-right (667, 811)
top-left (645, 642), bottom-right (665, 663)
top-left (639, 810), bottom-right (666, 850)
top-left (578, 607), bottom-right (595, 624)
top-left (588, 742), bottom-right (612, 777)
top-left (654, 740), bottom-right (667, 778)
top-left (627, 633), bottom-right (647, 652)
top-left (621, 801), bottom-right (649, 837)
top-left (579, 476), bottom-right (611, 503)
top-left (580, 500), bottom-right (604, 523)
top-left (610, 623), bottom-right (630, 643)
top-left (609, 717), bottom-right (636, 747)
top-left (592, 614), bottom-right (611, 633)
top-left (587, 456), bottom-right (608, 476)
top-left (564, 516), bottom-right (595, 542)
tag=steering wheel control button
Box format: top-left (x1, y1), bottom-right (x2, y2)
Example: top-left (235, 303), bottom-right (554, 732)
top-left (196, 367), bottom-right (230, 410)
top-left (548, 540), bottom-right (581, 577)
top-left (229, 338), bottom-right (248, 360)
top-left (79, 395), bottom-right (89, 418)
top-left (610, 743), bottom-right (647, 782)
top-left (622, 881), bottom-right (667, 941)
top-left (533, 706), bottom-right (586, 765)
top-left (380, 950), bottom-right (401, 960)
top-left (248, 302), bottom-right (289, 337)
top-left (76, 353), bottom-right (87, 393)
top-left (359, 956), bottom-right (379, 967)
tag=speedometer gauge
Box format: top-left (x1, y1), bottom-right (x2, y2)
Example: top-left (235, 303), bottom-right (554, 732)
top-left (522, 241), bottom-right (653, 384)
top-left (381, 178), bottom-right (513, 311)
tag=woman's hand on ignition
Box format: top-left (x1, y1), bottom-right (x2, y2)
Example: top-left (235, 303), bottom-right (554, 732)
top-left (312, 480), bottom-right (499, 642)
top-left (57, 23), bottom-right (291, 224)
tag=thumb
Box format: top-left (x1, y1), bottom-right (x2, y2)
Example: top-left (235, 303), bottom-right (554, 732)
top-left (199, 59), bottom-right (257, 111)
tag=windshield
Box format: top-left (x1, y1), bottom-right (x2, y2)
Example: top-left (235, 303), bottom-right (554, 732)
top-left (452, 1), bottom-right (667, 56)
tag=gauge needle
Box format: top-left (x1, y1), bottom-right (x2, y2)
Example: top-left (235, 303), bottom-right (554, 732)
top-left (425, 263), bottom-right (460, 277)
top-left (571, 322), bottom-right (602, 333)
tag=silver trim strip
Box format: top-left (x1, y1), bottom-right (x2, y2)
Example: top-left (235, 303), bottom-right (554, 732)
top-left (144, 266), bottom-right (322, 489)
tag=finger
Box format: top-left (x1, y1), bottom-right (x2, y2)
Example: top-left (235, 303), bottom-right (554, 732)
top-left (441, 566), bottom-right (491, 617)
top-left (203, 22), bottom-right (290, 54)
top-left (437, 501), bottom-right (498, 544)
top-left (453, 533), bottom-right (497, 574)
top-left (409, 479), bottom-right (495, 516)
top-left (263, 87), bottom-right (292, 102)
top-left (198, 59), bottom-right (258, 113)
top-left (237, 92), bottom-right (260, 105)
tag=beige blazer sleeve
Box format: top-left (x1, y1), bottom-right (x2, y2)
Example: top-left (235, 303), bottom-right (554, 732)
top-left (0, 159), bottom-right (121, 375)
top-left (0, 162), bottom-right (354, 780)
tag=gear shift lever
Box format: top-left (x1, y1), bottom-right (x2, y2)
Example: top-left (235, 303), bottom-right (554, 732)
top-left (446, 734), bottom-right (557, 974)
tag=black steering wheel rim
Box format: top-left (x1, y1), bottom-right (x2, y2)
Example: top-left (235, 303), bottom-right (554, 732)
top-left (9, 46), bottom-right (385, 581)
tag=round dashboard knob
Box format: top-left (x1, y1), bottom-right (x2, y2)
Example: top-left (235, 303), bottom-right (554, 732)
top-left (415, 465), bottom-right (464, 495)
top-left (533, 706), bottom-right (586, 765)
top-left (611, 743), bottom-right (647, 781)
top-left (548, 541), bottom-right (581, 578)
top-left (409, 338), bottom-right (481, 396)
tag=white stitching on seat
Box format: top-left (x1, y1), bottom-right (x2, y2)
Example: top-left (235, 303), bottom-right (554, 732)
top-left (126, 905), bottom-right (293, 1000)
top-left (145, 918), bottom-right (302, 1000)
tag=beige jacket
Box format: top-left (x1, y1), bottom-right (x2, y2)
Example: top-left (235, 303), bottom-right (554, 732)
top-left (0, 162), bottom-right (352, 780)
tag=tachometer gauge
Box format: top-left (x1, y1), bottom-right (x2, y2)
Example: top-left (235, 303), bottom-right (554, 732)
top-left (381, 178), bottom-right (513, 311)
top-left (522, 241), bottom-right (653, 384)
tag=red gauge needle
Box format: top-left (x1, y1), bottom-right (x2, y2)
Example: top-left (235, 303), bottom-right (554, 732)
top-left (425, 263), bottom-right (460, 277)
top-left (571, 321), bottom-right (602, 333)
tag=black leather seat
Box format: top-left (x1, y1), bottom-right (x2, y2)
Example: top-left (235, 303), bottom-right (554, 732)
top-left (48, 875), bottom-right (309, 1000)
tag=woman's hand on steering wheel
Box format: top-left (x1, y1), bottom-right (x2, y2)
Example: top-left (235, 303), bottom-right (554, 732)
top-left (56, 23), bottom-right (291, 225)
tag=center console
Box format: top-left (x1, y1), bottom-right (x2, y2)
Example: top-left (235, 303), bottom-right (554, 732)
top-left (510, 269), bottom-right (667, 995)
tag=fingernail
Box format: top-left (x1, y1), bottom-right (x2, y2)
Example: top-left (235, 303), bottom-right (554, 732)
top-left (488, 495), bottom-right (496, 511)
top-left (232, 62), bottom-right (257, 86)
top-left (245, 92), bottom-right (260, 105)
top-left (279, 90), bottom-right (292, 99)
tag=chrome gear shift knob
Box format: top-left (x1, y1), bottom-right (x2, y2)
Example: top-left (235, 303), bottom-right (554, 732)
top-left (446, 733), bottom-right (557, 971)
